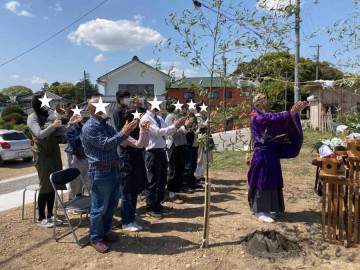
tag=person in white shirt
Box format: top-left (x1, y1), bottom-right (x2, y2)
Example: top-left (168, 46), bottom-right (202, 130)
top-left (140, 98), bottom-right (186, 218)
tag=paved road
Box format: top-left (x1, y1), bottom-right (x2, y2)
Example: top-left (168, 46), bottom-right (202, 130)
top-left (0, 174), bottom-right (39, 195)
top-left (0, 174), bottom-right (45, 212)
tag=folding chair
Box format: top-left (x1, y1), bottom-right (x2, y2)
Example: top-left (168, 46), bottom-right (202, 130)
top-left (50, 168), bottom-right (91, 247)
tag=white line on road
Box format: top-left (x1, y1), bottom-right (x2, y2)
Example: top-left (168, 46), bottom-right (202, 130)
top-left (0, 173), bottom-right (38, 184)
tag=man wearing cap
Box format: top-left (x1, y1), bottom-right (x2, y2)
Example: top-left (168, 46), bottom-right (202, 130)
top-left (247, 94), bottom-right (307, 223)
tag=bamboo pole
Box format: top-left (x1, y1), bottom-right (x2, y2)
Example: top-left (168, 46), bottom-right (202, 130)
top-left (200, 2), bottom-right (220, 250)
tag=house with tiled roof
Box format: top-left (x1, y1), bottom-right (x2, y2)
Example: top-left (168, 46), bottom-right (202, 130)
top-left (20, 90), bottom-right (67, 115)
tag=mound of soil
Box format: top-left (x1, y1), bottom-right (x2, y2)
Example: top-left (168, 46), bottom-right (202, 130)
top-left (240, 230), bottom-right (301, 259)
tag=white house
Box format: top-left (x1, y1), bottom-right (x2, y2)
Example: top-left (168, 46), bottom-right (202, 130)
top-left (97, 55), bottom-right (171, 101)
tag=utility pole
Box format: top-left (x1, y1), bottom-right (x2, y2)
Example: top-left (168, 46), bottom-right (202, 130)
top-left (83, 70), bottom-right (86, 102)
top-left (294, 0), bottom-right (301, 103)
top-left (310, 45), bottom-right (321, 80)
top-left (284, 72), bottom-right (288, 111)
top-left (222, 54), bottom-right (227, 129)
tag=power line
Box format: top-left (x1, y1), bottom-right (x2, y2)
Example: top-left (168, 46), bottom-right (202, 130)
top-left (0, 0), bottom-right (109, 68)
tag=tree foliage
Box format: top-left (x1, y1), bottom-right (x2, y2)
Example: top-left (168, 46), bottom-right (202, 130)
top-left (234, 51), bottom-right (344, 111)
top-left (1, 85), bottom-right (32, 104)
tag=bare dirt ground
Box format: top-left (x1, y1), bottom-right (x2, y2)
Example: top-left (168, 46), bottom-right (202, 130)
top-left (0, 145), bottom-right (67, 180)
top-left (1, 131), bottom-right (360, 269)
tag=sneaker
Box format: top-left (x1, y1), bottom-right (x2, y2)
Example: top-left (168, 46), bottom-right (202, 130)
top-left (49, 216), bottom-right (63, 226)
top-left (91, 241), bottom-right (109, 253)
top-left (255, 212), bottom-right (274, 223)
top-left (122, 224), bottom-right (140, 232)
top-left (131, 222), bottom-right (143, 231)
top-left (145, 210), bottom-right (163, 219)
top-left (264, 212), bottom-right (276, 219)
top-left (103, 231), bottom-right (119, 243)
top-left (37, 218), bottom-right (54, 228)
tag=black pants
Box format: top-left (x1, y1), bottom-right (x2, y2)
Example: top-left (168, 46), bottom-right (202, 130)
top-left (167, 144), bottom-right (186, 193)
top-left (184, 146), bottom-right (199, 188)
top-left (38, 190), bottom-right (55, 221)
top-left (144, 149), bottom-right (168, 211)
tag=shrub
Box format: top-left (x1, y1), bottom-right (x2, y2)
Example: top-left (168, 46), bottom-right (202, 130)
top-left (13, 124), bottom-right (32, 139)
top-left (1, 105), bottom-right (26, 118)
top-left (0, 119), bottom-right (13, 130)
top-left (2, 113), bottom-right (25, 124)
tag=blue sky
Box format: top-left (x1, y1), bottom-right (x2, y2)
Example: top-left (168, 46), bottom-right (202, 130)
top-left (0, 0), bottom-right (356, 93)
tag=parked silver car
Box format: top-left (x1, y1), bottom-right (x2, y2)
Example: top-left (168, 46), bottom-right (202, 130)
top-left (0, 129), bottom-right (33, 166)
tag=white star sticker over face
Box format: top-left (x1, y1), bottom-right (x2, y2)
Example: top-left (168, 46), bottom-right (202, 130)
top-left (93, 97), bottom-right (110, 115)
top-left (149, 96), bottom-right (163, 111)
top-left (132, 109), bottom-right (141, 120)
top-left (38, 93), bottom-right (53, 108)
top-left (187, 100), bottom-right (196, 110)
top-left (174, 100), bottom-right (183, 111)
top-left (71, 105), bottom-right (83, 117)
top-left (200, 102), bottom-right (208, 112)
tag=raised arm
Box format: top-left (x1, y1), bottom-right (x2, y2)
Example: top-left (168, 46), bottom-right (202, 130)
top-left (83, 127), bottom-right (127, 151)
top-left (27, 114), bottom-right (55, 139)
top-left (121, 128), bottom-right (149, 148)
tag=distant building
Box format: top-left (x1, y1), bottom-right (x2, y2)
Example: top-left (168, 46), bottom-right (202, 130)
top-left (78, 56), bottom-right (254, 128)
top-left (19, 91), bottom-right (67, 115)
top-left (304, 80), bottom-right (360, 130)
top-left (167, 77), bottom-right (253, 107)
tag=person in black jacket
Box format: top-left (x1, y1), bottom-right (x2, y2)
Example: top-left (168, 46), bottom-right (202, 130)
top-left (113, 90), bottom-right (130, 132)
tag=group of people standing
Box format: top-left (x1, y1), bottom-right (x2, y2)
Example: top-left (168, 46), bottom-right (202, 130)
top-left (27, 90), bottom-right (214, 253)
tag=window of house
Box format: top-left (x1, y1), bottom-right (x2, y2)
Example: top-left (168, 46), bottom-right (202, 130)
top-left (183, 92), bottom-right (195, 99)
top-left (225, 91), bottom-right (232, 98)
top-left (210, 92), bottom-right (219, 99)
top-left (118, 84), bottom-right (154, 96)
top-left (241, 91), bottom-right (250, 97)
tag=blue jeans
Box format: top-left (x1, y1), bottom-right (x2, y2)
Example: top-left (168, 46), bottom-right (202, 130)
top-left (121, 193), bottom-right (138, 225)
top-left (88, 167), bottom-right (121, 242)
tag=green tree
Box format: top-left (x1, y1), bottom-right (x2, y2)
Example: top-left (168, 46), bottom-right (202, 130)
top-left (1, 85), bottom-right (32, 104)
top-left (75, 77), bottom-right (101, 103)
top-left (0, 93), bottom-right (10, 106)
top-left (234, 51), bottom-right (344, 110)
top-left (58, 82), bottom-right (76, 101)
top-left (1, 105), bottom-right (26, 124)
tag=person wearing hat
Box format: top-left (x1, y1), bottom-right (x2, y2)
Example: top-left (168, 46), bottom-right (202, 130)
top-left (247, 94), bottom-right (307, 223)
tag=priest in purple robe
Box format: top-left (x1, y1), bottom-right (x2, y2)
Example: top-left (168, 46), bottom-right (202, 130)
top-left (247, 94), bottom-right (308, 223)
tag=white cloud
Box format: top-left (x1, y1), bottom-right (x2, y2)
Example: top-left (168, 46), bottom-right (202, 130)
top-left (31, 76), bottom-right (47, 84)
top-left (51, 2), bottom-right (62, 12)
top-left (145, 59), bottom-right (181, 68)
top-left (5, 1), bottom-right (34, 17)
top-left (67, 17), bottom-right (164, 51)
top-left (5, 1), bottom-right (19, 13)
top-left (10, 74), bottom-right (20, 79)
top-left (94, 53), bottom-right (106, 62)
top-left (18, 10), bottom-right (33, 17)
top-left (163, 68), bottom-right (199, 78)
top-left (256, 0), bottom-right (294, 10)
